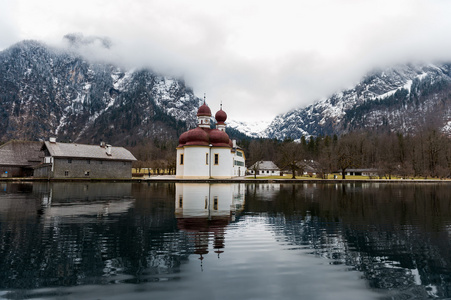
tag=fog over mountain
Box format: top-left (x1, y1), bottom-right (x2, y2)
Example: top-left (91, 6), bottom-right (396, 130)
top-left (263, 63), bottom-right (451, 140)
top-left (0, 40), bottom-right (201, 145)
top-left (1, 38), bottom-right (451, 145)
top-left (3, 1), bottom-right (451, 123)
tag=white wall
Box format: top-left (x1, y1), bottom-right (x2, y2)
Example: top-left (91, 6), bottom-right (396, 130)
top-left (175, 148), bottom-right (185, 178)
top-left (177, 146), bottom-right (246, 179)
top-left (210, 148), bottom-right (233, 179)
top-left (182, 146), bottom-right (210, 179)
top-left (232, 150), bottom-right (246, 176)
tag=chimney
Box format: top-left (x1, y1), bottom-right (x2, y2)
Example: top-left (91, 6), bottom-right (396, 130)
top-left (232, 139), bottom-right (237, 148)
top-left (49, 137), bottom-right (57, 143)
top-left (100, 141), bottom-right (106, 148)
top-left (106, 144), bottom-right (112, 156)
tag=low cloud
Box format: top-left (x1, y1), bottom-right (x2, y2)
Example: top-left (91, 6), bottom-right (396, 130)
top-left (5, 0), bottom-right (451, 122)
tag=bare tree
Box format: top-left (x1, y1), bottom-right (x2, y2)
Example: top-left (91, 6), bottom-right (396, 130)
top-left (277, 142), bottom-right (304, 179)
top-left (248, 140), bottom-right (265, 178)
top-left (335, 133), bottom-right (362, 179)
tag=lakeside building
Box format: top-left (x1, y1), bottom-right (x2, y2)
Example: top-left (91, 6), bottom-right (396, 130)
top-left (343, 168), bottom-right (379, 177)
top-left (297, 160), bottom-right (320, 176)
top-left (0, 141), bottom-right (44, 177)
top-left (248, 161), bottom-right (281, 176)
top-left (176, 102), bottom-right (246, 179)
top-left (33, 139), bottom-right (137, 179)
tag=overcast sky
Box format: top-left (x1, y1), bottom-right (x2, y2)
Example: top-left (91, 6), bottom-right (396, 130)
top-left (2, 0), bottom-right (451, 122)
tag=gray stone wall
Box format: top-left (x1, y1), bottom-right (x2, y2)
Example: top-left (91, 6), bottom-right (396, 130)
top-left (33, 165), bottom-right (52, 178)
top-left (52, 158), bottom-right (132, 179)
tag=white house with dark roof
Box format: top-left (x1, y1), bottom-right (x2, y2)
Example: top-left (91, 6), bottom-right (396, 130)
top-left (248, 161), bottom-right (281, 176)
top-left (34, 139), bottom-right (136, 179)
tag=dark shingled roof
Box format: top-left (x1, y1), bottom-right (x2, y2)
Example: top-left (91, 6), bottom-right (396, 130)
top-left (43, 141), bottom-right (136, 161)
top-left (0, 141), bottom-right (44, 167)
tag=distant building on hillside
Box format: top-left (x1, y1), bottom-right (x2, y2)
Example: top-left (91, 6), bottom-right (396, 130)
top-left (33, 139), bottom-right (136, 179)
top-left (176, 101), bottom-right (246, 179)
top-left (248, 161), bottom-right (281, 176)
top-left (0, 141), bottom-right (43, 177)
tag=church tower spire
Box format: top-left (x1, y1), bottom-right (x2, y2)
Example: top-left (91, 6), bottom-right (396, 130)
top-left (197, 93), bottom-right (211, 128)
top-left (215, 102), bottom-right (227, 132)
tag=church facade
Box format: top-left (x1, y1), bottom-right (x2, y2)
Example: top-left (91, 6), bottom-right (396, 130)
top-left (176, 102), bottom-right (246, 179)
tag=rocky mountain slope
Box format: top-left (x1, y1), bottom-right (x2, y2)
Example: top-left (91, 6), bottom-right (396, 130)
top-left (3, 38), bottom-right (451, 145)
top-left (0, 40), bottom-right (202, 146)
top-left (264, 63), bottom-right (451, 140)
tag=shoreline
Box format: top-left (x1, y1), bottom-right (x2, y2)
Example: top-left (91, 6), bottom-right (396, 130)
top-left (1, 177), bottom-right (450, 184)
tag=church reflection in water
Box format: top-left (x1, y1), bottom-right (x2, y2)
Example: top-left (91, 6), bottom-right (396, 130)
top-left (175, 183), bottom-right (245, 263)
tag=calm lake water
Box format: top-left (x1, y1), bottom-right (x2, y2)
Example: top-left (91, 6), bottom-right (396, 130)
top-left (1, 182), bottom-right (451, 299)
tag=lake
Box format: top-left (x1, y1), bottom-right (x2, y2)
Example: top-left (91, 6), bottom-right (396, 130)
top-left (1, 181), bottom-right (451, 299)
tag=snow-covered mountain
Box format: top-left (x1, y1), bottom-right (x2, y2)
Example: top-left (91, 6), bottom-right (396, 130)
top-left (264, 63), bottom-right (451, 140)
top-left (0, 40), bottom-right (202, 145)
top-left (2, 38), bottom-right (451, 145)
top-left (227, 119), bottom-right (271, 138)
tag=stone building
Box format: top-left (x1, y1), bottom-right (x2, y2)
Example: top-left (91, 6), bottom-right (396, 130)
top-left (34, 139), bottom-right (136, 179)
top-left (0, 141), bottom-right (43, 177)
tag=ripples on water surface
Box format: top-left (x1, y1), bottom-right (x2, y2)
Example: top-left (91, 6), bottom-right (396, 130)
top-left (1, 182), bottom-right (451, 299)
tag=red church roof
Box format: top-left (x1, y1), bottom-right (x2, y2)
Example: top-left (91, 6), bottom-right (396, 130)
top-left (178, 103), bottom-right (232, 148)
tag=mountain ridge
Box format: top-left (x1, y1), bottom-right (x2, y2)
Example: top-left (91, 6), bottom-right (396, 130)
top-left (0, 39), bottom-right (202, 146)
top-left (2, 38), bottom-right (451, 145)
top-left (262, 63), bottom-right (451, 140)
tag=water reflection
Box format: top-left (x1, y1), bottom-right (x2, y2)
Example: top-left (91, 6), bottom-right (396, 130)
top-left (0, 182), bottom-right (139, 295)
top-left (38, 182), bottom-right (135, 222)
top-left (175, 183), bottom-right (245, 264)
top-left (245, 182), bottom-right (451, 299)
top-left (1, 182), bottom-right (451, 299)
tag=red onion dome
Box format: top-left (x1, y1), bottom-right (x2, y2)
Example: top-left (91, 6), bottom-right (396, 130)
top-left (215, 108), bottom-right (227, 124)
top-left (197, 102), bottom-right (212, 117)
top-left (210, 129), bottom-right (231, 147)
top-left (185, 127), bottom-right (210, 146)
top-left (178, 131), bottom-right (189, 147)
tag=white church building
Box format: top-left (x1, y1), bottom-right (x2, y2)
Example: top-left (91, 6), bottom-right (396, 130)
top-left (176, 102), bottom-right (246, 179)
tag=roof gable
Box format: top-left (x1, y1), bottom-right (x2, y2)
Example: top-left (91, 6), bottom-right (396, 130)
top-left (0, 141), bottom-right (44, 166)
top-left (44, 142), bottom-right (136, 161)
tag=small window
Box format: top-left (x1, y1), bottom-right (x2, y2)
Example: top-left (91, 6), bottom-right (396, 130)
top-left (179, 196), bottom-right (183, 208)
top-left (85, 171), bottom-right (90, 176)
top-left (180, 154), bottom-right (184, 165)
top-left (87, 160), bottom-right (91, 164)
top-left (214, 153), bottom-right (219, 165)
top-left (68, 159), bottom-right (72, 164)
top-left (64, 171), bottom-right (69, 176)
top-left (206, 153), bottom-right (209, 165)
top-left (214, 196), bottom-right (218, 210)
top-left (100, 160), bottom-right (103, 164)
